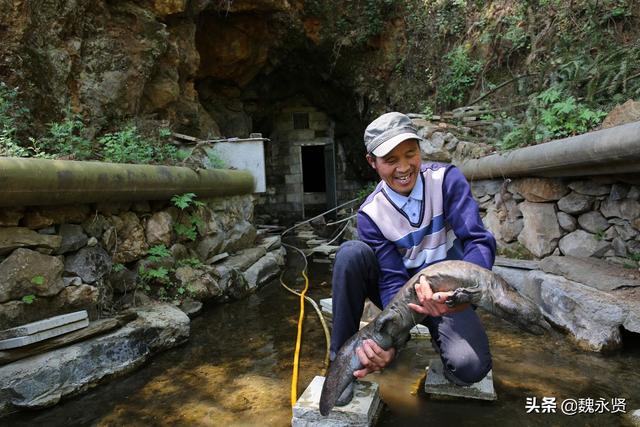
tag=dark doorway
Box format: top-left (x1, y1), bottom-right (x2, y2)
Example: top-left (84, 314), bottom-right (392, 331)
top-left (301, 145), bottom-right (326, 192)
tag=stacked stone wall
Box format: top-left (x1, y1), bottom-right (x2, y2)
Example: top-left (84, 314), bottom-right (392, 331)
top-left (472, 177), bottom-right (640, 265)
top-left (0, 195), bottom-right (285, 330)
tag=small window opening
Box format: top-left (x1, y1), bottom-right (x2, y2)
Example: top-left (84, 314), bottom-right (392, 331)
top-left (293, 112), bottom-right (309, 130)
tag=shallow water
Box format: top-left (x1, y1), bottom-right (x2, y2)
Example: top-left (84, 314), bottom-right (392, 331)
top-left (8, 256), bottom-right (640, 426)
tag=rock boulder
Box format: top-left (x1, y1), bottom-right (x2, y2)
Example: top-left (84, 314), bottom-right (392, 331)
top-left (0, 303), bottom-right (189, 416)
top-left (0, 249), bottom-right (65, 303)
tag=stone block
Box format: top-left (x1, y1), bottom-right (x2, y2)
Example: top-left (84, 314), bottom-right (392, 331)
top-left (257, 235), bottom-right (281, 251)
top-left (0, 310), bottom-right (87, 340)
top-left (289, 129), bottom-right (315, 141)
top-left (424, 358), bottom-right (497, 401)
top-left (292, 376), bottom-right (381, 427)
top-left (0, 227), bottom-right (62, 256)
top-left (285, 183), bottom-right (301, 194)
top-left (285, 174), bottom-right (302, 185)
top-left (0, 318), bottom-right (89, 350)
top-left (243, 247), bottom-right (286, 290)
top-left (286, 193), bottom-right (303, 204)
top-left (513, 178), bottom-right (568, 202)
top-left (517, 201), bottom-right (561, 257)
top-left (538, 273), bottom-right (627, 351)
top-left (558, 230), bottom-right (611, 258)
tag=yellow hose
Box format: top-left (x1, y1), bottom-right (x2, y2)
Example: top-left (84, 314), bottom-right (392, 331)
top-left (279, 199), bottom-right (361, 409)
top-left (290, 267), bottom-right (309, 408)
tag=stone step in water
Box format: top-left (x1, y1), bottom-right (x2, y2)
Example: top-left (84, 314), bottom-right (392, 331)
top-left (292, 376), bottom-right (381, 427)
top-left (0, 310), bottom-right (88, 340)
top-left (0, 317), bottom-right (89, 350)
top-left (424, 358), bottom-right (497, 401)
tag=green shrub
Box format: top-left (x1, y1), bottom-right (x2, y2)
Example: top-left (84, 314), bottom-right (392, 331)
top-left (438, 45), bottom-right (483, 108)
top-left (0, 81), bottom-right (29, 157)
top-left (99, 125), bottom-right (177, 164)
top-left (171, 193), bottom-right (205, 241)
top-left (206, 150), bottom-right (227, 169)
top-left (147, 244), bottom-right (172, 262)
top-left (38, 108), bottom-right (93, 160)
top-left (536, 88), bottom-right (607, 138)
top-left (495, 86), bottom-right (607, 150)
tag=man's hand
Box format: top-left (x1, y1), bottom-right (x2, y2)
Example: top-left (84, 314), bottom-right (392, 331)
top-left (353, 339), bottom-right (396, 378)
top-left (407, 275), bottom-right (469, 317)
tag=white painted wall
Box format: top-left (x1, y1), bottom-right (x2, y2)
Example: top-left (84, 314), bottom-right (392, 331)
top-left (206, 140), bottom-right (266, 193)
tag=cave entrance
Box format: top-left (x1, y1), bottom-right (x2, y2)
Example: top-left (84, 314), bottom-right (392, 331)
top-left (256, 102), bottom-right (341, 221)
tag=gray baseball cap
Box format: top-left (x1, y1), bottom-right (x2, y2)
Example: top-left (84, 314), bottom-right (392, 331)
top-left (364, 112), bottom-right (422, 157)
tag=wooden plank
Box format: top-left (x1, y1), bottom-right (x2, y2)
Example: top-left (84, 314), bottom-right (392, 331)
top-left (0, 312), bottom-right (137, 365)
top-left (172, 132), bottom-right (199, 142)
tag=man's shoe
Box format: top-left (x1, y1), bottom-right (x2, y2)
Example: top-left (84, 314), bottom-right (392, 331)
top-left (335, 381), bottom-right (355, 406)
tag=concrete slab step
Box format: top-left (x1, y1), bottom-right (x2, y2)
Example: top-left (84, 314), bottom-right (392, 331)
top-left (0, 317), bottom-right (89, 350)
top-left (0, 310), bottom-right (88, 340)
top-left (292, 376), bottom-right (381, 427)
top-left (424, 358), bottom-right (497, 401)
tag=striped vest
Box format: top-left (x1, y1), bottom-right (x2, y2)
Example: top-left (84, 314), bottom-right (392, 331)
top-left (360, 164), bottom-right (464, 274)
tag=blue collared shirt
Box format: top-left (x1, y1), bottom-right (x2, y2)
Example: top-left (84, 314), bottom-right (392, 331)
top-left (383, 174), bottom-right (423, 223)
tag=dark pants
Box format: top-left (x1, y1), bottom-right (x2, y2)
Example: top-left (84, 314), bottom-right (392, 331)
top-left (330, 240), bottom-right (492, 385)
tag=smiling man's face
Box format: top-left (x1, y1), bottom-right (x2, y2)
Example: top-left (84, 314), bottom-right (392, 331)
top-left (367, 139), bottom-right (421, 196)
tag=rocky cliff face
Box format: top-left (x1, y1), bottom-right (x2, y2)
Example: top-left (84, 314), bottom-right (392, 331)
top-left (0, 0), bottom-right (415, 179)
top-left (3, 1), bottom-right (638, 180)
top-left (1, 1), bottom-right (215, 136)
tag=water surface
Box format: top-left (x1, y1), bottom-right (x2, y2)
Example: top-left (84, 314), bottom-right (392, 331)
top-left (9, 257), bottom-right (639, 426)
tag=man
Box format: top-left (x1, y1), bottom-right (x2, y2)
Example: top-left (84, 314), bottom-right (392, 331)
top-left (330, 112), bottom-right (496, 404)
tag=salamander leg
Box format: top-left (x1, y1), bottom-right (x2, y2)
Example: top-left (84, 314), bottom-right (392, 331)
top-left (445, 287), bottom-right (481, 307)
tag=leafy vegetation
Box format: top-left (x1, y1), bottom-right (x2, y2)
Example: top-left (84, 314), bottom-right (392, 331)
top-left (497, 87), bottom-right (607, 150)
top-left (100, 125), bottom-right (177, 164)
top-left (171, 193), bottom-right (205, 241)
top-left (30, 275), bottom-right (45, 286)
top-left (21, 294), bottom-right (36, 304)
top-left (398, 0), bottom-right (639, 150)
top-left (0, 82), bottom-right (29, 157)
top-left (206, 150), bottom-right (227, 169)
top-left (136, 244), bottom-right (204, 303)
top-left (437, 45), bottom-right (484, 108)
top-left (37, 108), bottom-right (93, 160)
top-left (0, 81), bottom-right (181, 165)
top-left (146, 244), bottom-right (172, 262)
top-left (176, 257), bottom-right (205, 269)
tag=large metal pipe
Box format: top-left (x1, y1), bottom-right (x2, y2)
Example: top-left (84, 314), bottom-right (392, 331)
top-left (458, 121), bottom-right (640, 180)
top-left (0, 157), bottom-right (255, 207)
